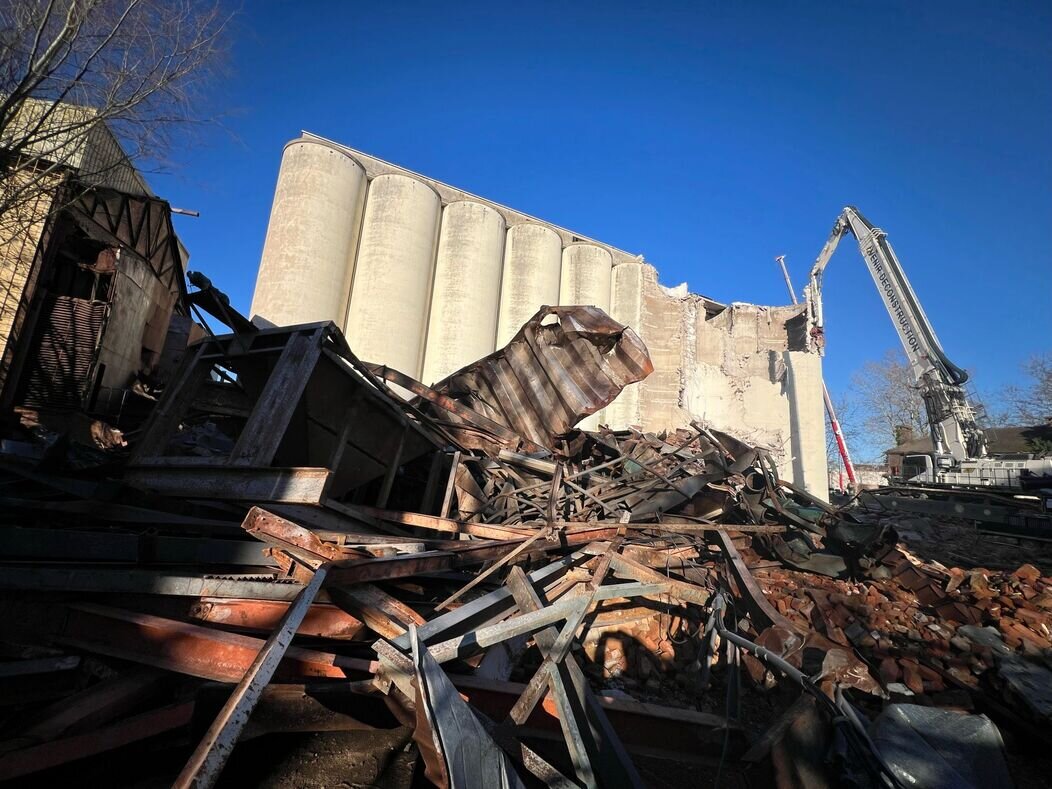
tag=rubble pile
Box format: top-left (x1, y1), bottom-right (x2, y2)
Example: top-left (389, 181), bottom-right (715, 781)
top-left (0, 305), bottom-right (1048, 788)
top-left (754, 554), bottom-right (1052, 700)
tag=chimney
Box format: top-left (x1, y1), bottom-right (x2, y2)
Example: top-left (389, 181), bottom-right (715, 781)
top-left (894, 424), bottom-right (915, 446)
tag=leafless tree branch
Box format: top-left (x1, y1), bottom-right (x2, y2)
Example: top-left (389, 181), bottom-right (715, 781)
top-left (847, 348), bottom-right (929, 460)
top-left (0, 0), bottom-right (231, 248)
top-left (1001, 352), bottom-right (1052, 426)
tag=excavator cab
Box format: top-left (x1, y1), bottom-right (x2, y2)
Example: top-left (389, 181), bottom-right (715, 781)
top-left (900, 453), bottom-right (934, 484)
top-left (900, 452), bottom-right (955, 485)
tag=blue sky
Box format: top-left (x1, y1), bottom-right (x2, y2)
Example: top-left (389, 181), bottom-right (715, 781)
top-left (157, 1), bottom-right (1051, 450)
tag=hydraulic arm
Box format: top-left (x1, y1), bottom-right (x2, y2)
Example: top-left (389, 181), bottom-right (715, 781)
top-left (803, 207), bottom-right (988, 463)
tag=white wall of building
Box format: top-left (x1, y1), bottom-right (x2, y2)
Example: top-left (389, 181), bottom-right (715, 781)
top-left (251, 132), bottom-right (828, 496)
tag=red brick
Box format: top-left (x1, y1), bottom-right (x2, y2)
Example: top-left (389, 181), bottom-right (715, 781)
top-left (879, 656), bottom-right (901, 684)
top-left (902, 662), bottom-right (925, 695)
top-left (1015, 608), bottom-right (1050, 630)
top-left (1012, 564), bottom-right (1041, 584)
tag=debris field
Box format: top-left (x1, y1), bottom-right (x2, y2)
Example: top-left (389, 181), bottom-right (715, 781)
top-left (0, 304), bottom-right (1050, 789)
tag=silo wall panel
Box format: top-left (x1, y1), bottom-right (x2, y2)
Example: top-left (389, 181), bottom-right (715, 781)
top-left (607, 262), bottom-right (645, 429)
top-left (421, 201), bottom-right (506, 384)
top-left (496, 223), bottom-right (562, 346)
top-left (560, 244), bottom-right (613, 430)
top-left (559, 244), bottom-right (612, 312)
top-left (251, 140), bottom-right (366, 327)
top-left (344, 174), bottom-right (441, 378)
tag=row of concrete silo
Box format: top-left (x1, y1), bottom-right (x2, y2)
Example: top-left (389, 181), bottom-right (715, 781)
top-left (250, 139), bottom-right (646, 420)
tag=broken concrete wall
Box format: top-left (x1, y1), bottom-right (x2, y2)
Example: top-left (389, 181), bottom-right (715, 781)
top-left (634, 264), bottom-right (828, 500)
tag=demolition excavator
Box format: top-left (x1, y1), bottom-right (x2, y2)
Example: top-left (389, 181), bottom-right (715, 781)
top-left (804, 206), bottom-right (1052, 492)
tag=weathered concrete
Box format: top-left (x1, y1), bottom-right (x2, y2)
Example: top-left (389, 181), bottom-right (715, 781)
top-left (344, 174), bottom-right (441, 378)
top-left (251, 140), bottom-right (366, 328)
top-left (422, 201), bottom-right (505, 384)
top-left (250, 132), bottom-right (830, 497)
top-left (607, 262), bottom-right (645, 429)
top-left (496, 223), bottom-right (562, 347)
top-left (559, 244), bottom-right (612, 312)
top-left (559, 243), bottom-right (613, 431)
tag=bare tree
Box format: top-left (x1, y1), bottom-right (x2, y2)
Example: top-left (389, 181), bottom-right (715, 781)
top-left (849, 348), bottom-right (928, 456)
top-left (0, 0), bottom-right (229, 243)
top-left (1002, 352), bottom-right (1052, 426)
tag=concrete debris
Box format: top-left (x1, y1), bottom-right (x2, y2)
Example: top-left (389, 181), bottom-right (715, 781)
top-left (0, 305), bottom-right (1048, 789)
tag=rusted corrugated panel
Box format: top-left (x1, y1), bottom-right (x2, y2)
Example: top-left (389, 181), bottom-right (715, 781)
top-left (21, 295), bottom-right (106, 409)
top-left (424, 306), bottom-right (653, 453)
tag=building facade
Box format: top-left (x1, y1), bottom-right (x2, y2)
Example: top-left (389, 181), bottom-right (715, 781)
top-left (0, 101), bottom-right (190, 424)
top-left (251, 133), bottom-right (828, 498)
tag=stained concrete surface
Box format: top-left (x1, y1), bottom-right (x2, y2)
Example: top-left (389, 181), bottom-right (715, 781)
top-left (252, 132), bottom-right (829, 499)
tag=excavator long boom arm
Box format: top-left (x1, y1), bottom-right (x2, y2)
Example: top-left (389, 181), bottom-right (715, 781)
top-left (804, 206), bottom-right (987, 461)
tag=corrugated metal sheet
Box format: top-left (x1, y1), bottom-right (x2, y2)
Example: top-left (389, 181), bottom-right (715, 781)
top-left (21, 296), bottom-right (106, 409)
top-left (424, 305), bottom-right (653, 453)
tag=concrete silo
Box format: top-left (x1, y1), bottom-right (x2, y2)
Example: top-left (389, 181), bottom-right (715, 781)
top-left (495, 223), bottom-right (562, 347)
top-left (559, 243), bottom-right (614, 429)
top-left (344, 174), bottom-right (441, 378)
top-left (607, 262), bottom-right (645, 428)
top-left (421, 201), bottom-right (505, 384)
top-left (250, 140), bottom-right (366, 327)
top-left (559, 243), bottom-right (612, 312)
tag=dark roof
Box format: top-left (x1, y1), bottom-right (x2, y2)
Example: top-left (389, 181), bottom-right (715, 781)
top-left (885, 424), bottom-right (1052, 456)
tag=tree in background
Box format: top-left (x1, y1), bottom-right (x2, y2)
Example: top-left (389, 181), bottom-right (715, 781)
top-left (847, 348), bottom-right (928, 458)
top-left (0, 0), bottom-right (229, 244)
top-left (1002, 352), bottom-right (1052, 426)
top-left (824, 391), bottom-right (865, 469)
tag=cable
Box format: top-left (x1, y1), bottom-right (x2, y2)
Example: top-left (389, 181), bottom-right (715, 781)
top-left (714, 592), bottom-right (738, 787)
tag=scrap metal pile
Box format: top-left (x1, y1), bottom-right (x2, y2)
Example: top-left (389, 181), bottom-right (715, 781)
top-left (0, 305), bottom-right (1049, 788)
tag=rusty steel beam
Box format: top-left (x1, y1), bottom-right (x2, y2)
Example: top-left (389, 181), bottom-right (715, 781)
top-left (433, 526), bottom-right (553, 611)
top-left (0, 702), bottom-right (194, 781)
top-left (125, 466), bottom-right (333, 505)
top-left (348, 504), bottom-right (535, 540)
top-left (324, 529), bottom-right (619, 588)
top-left (188, 597), bottom-right (366, 640)
top-left (505, 565), bottom-right (641, 789)
top-left (449, 674), bottom-right (742, 762)
top-left (18, 668), bottom-right (168, 744)
top-left (174, 564), bottom-right (330, 789)
top-left (240, 507), bottom-right (371, 566)
top-left (327, 584), bottom-right (425, 640)
top-left (583, 543), bottom-right (710, 606)
top-left (1, 601), bottom-right (376, 683)
top-left (349, 505), bottom-right (626, 543)
top-left (0, 565), bottom-right (308, 600)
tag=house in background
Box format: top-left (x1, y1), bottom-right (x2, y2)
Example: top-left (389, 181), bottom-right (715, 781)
top-left (828, 462), bottom-right (888, 493)
top-left (885, 423), bottom-right (1052, 479)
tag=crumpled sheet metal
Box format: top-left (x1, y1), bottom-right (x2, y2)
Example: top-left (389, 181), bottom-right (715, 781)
top-left (425, 306), bottom-right (654, 453)
top-left (411, 626), bottom-right (526, 789)
top-left (869, 704), bottom-right (1014, 789)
